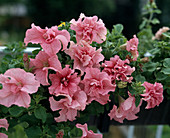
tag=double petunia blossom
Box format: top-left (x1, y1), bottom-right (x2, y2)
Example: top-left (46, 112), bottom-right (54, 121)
top-left (49, 90), bottom-right (87, 122)
top-left (76, 123), bottom-right (103, 138)
top-left (0, 68), bottom-right (40, 108)
top-left (0, 119), bottom-right (9, 138)
top-left (102, 55), bottom-right (135, 84)
top-left (65, 41), bottom-right (104, 74)
top-left (141, 82), bottom-right (163, 109)
top-left (81, 67), bottom-right (116, 105)
top-left (24, 23), bottom-right (70, 56)
top-left (126, 35), bottom-right (139, 61)
top-left (30, 51), bottom-right (62, 85)
top-left (70, 13), bottom-right (107, 44)
top-left (108, 94), bottom-right (142, 123)
top-left (49, 65), bottom-right (80, 97)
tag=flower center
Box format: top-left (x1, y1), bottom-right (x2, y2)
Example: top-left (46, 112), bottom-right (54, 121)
top-left (43, 29), bottom-right (55, 43)
top-left (43, 62), bottom-right (49, 67)
top-left (61, 77), bottom-right (69, 87)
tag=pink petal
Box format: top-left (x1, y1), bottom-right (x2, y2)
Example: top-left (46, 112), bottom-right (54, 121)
top-left (0, 133), bottom-right (8, 138)
top-left (24, 23), bottom-right (45, 45)
top-left (0, 119), bottom-right (9, 130)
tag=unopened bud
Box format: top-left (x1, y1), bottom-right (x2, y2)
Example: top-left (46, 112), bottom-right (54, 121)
top-left (118, 81), bottom-right (128, 88)
top-left (120, 43), bottom-right (127, 50)
top-left (141, 57), bottom-right (149, 63)
top-left (23, 53), bottom-right (30, 70)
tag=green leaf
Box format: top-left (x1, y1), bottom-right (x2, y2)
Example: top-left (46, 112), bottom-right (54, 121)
top-left (161, 68), bottom-right (170, 75)
top-left (70, 127), bottom-right (82, 137)
top-left (9, 106), bottom-right (25, 117)
top-left (162, 32), bottom-right (170, 38)
top-left (153, 9), bottom-right (161, 14)
top-left (156, 72), bottom-right (168, 81)
top-left (8, 124), bottom-right (28, 138)
top-left (163, 58), bottom-right (170, 68)
top-left (135, 75), bottom-right (146, 83)
top-left (0, 105), bottom-right (8, 113)
top-left (149, 48), bottom-right (160, 55)
top-left (25, 126), bottom-right (42, 138)
top-left (151, 18), bottom-right (160, 24)
top-left (167, 89), bottom-right (170, 95)
top-left (32, 49), bottom-right (41, 55)
top-left (143, 62), bottom-right (158, 72)
top-left (34, 106), bottom-right (47, 123)
top-left (114, 24), bottom-right (123, 34)
top-left (139, 18), bottom-right (147, 30)
top-left (135, 95), bottom-right (141, 107)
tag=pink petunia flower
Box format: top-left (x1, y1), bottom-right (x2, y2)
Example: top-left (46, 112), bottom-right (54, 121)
top-left (0, 68), bottom-right (40, 108)
top-left (108, 94), bottom-right (142, 123)
top-left (81, 67), bottom-right (116, 105)
top-left (0, 133), bottom-right (8, 138)
top-left (30, 51), bottom-right (62, 85)
top-left (70, 13), bottom-right (107, 44)
top-left (126, 35), bottom-right (139, 61)
top-left (65, 41), bottom-right (104, 74)
top-left (24, 23), bottom-right (70, 56)
top-left (153, 27), bottom-right (170, 40)
top-left (102, 55), bottom-right (135, 83)
top-left (76, 123), bottom-right (103, 138)
top-left (49, 65), bottom-right (80, 97)
top-left (141, 82), bottom-right (163, 109)
top-left (0, 119), bottom-right (9, 131)
top-left (49, 90), bottom-right (87, 122)
top-left (0, 118), bottom-right (9, 138)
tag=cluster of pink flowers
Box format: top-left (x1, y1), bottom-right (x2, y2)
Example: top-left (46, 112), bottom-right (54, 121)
top-left (0, 119), bottom-right (9, 138)
top-left (24, 13), bottom-right (108, 122)
top-left (0, 13), bottom-right (165, 137)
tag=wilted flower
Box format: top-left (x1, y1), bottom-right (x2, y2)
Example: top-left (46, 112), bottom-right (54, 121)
top-left (76, 123), bottom-right (103, 138)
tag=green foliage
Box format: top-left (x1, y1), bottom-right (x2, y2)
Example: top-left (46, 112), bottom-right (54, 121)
top-left (138, 0), bottom-right (161, 54)
top-left (8, 124), bottom-right (28, 138)
top-left (34, 106), bottom-right (47, 123)
top-left (9, 106), bottom-right (25, 117)
top-left (0, 42), bottom-right (25, 73)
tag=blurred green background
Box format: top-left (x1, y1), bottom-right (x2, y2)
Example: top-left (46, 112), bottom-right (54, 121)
top-left (0, 0), bottom-right (170, 45)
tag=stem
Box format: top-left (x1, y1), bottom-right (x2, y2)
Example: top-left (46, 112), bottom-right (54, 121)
top-left (146, 9), bottom-right (154, 27)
